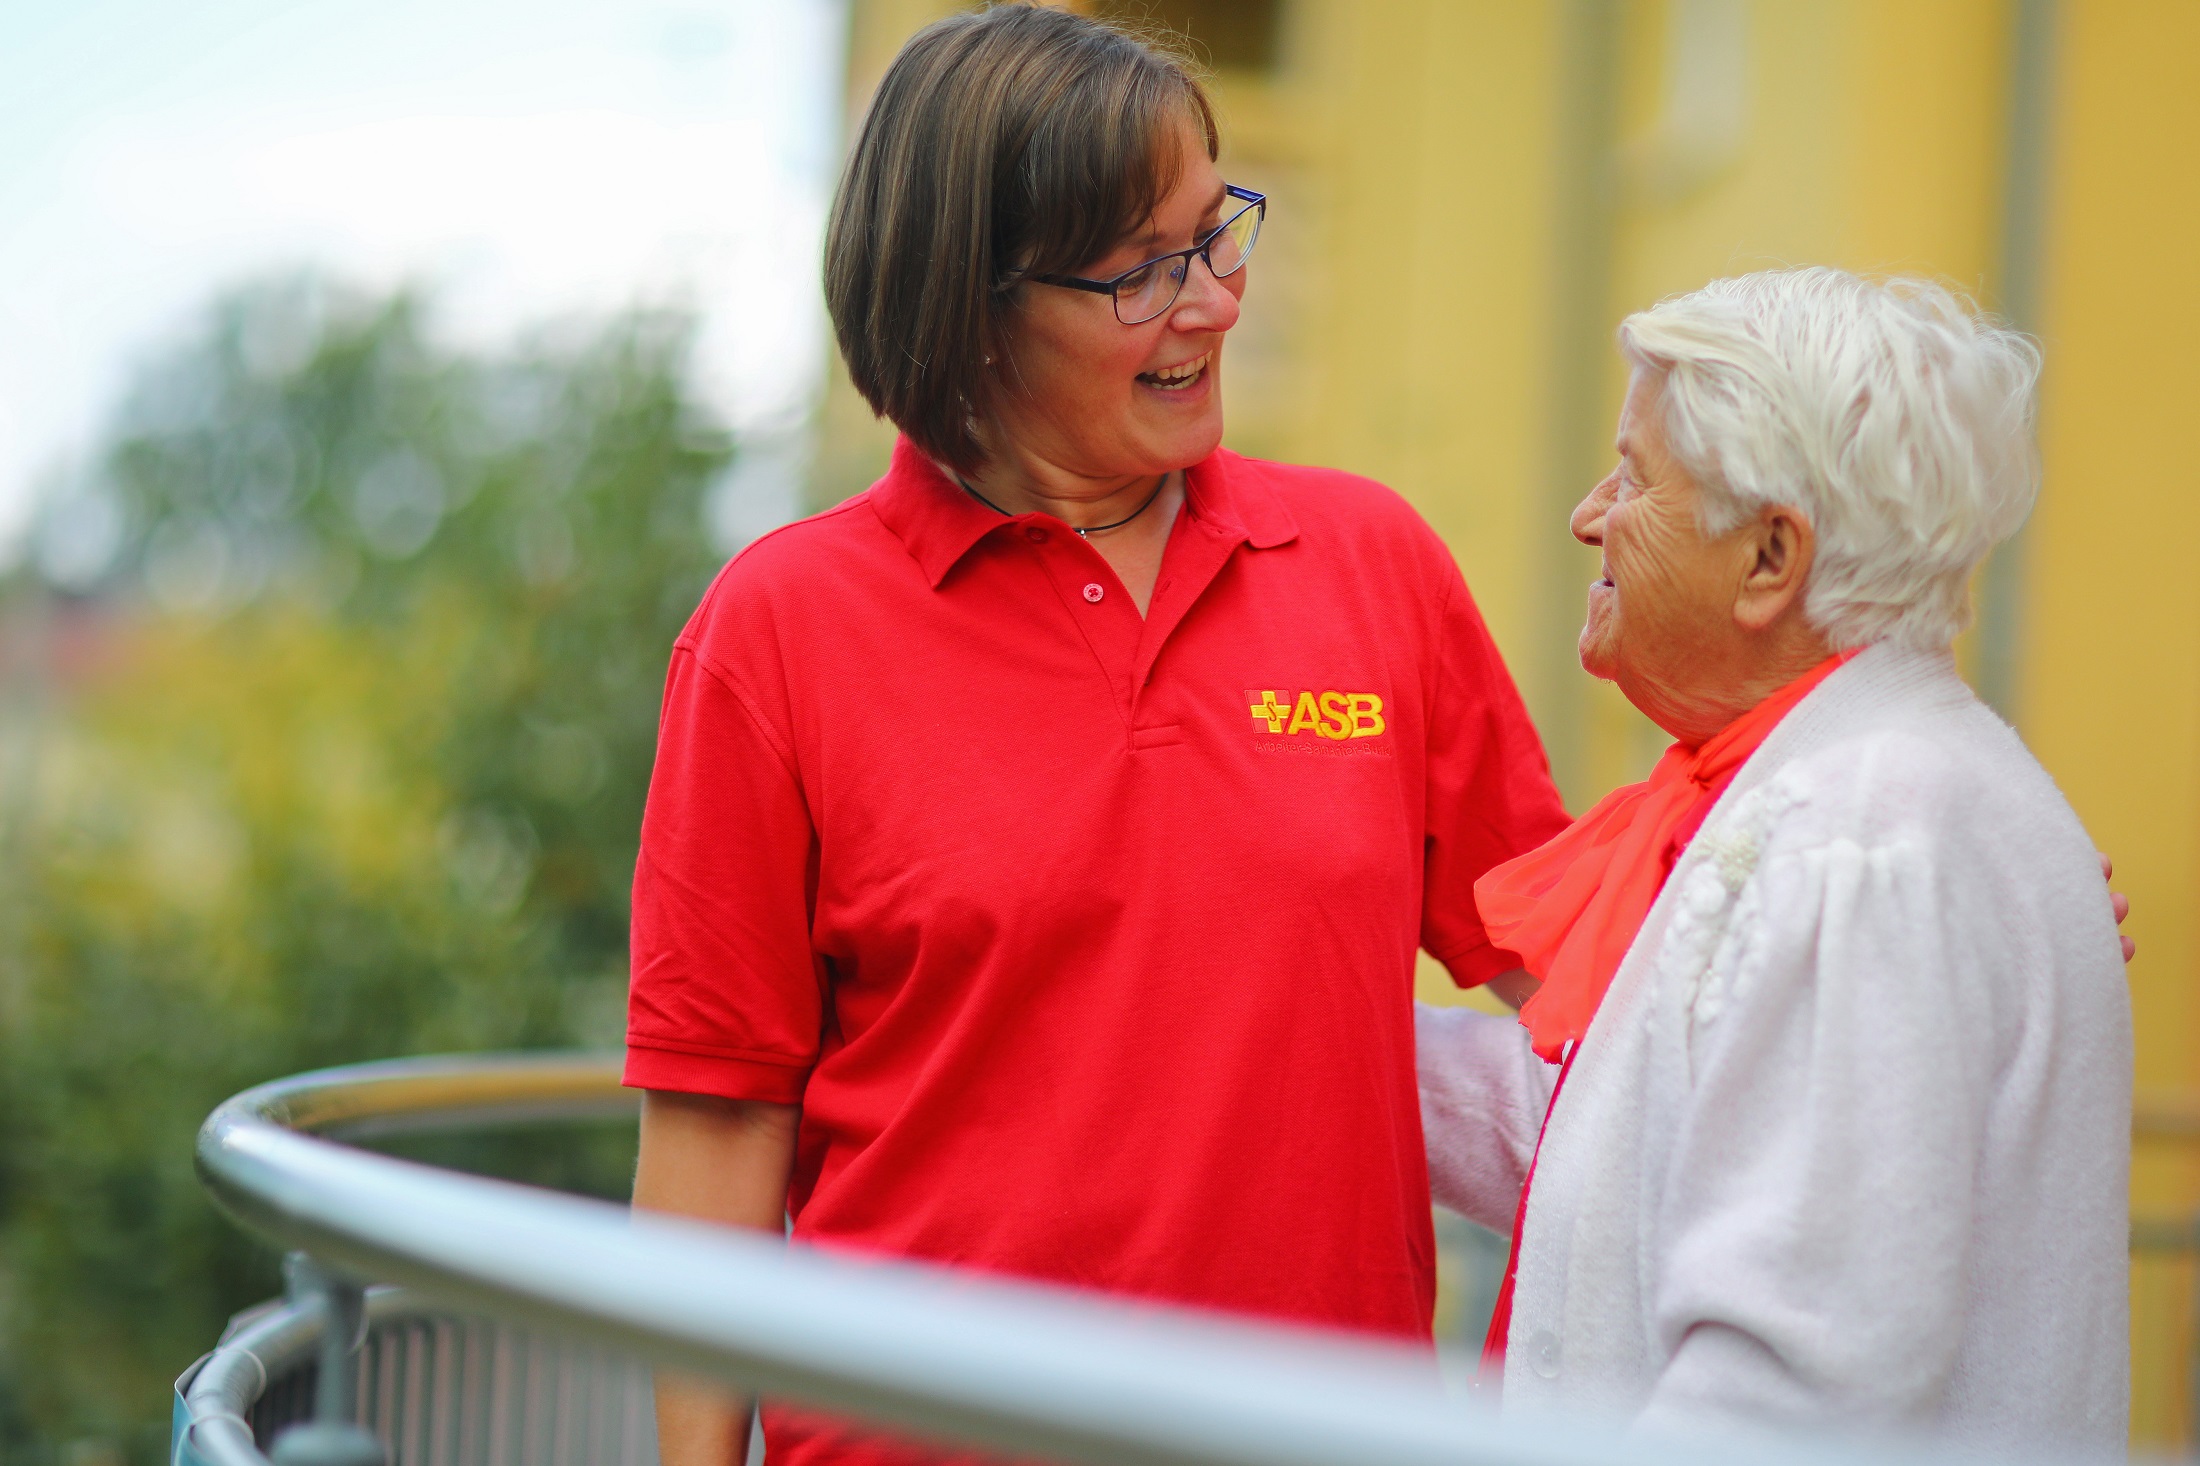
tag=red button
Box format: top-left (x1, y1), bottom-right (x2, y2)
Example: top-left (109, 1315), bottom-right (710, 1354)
top-left (1082, 583), bottom-right (1104, 603)
top-left (1024, 527), bottom-right (1047, 543)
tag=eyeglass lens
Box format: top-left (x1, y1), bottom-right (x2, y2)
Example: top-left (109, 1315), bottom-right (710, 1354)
top-left (1114, 199), bottom-right (1264, 325)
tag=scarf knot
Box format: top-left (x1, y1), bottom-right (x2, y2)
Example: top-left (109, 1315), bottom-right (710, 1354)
top-left (1475, 651), bottom-right (1858, 1061)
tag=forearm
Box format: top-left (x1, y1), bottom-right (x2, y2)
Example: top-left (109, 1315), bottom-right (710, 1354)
top-left (1483, 966), bottom-right (1540, 1012)
top-left (634, 1090), bottom-right (800, 1466)
top-left (1416, 1001), bottom-right (1553, 1231)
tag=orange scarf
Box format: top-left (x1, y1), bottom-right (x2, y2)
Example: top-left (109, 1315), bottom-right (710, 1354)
top-left (1477, 652), bottom-right (1858, 1061)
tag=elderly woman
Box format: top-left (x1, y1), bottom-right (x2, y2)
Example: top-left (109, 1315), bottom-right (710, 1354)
top-left (1418, 268), bottom-right (2132, 1449)
top-left (626, 6), bottom-right (1567, 1463)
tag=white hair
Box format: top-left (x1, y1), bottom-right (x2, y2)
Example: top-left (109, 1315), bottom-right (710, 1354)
top-left (1617, 267), bottom-right (2041, 651)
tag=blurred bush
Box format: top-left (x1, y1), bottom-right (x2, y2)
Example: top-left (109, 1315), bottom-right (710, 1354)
top-left (0, 280), bottom-right (734, 1462)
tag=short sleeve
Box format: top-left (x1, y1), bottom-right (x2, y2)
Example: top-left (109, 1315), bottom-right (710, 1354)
top-left (1420, 569), bottom-right (1569, 986)
top-left (624, 642), bottom-right (822, 1103)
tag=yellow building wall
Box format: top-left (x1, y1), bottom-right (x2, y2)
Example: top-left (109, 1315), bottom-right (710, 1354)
top-left (831, 0), bottom-right (2199, 1444)
top-left (1279, 0), bottom-right (2020, 798)
top-left (1280, 3), bottom-right (1558, 685)
top-left (2022, 4), bottom-right (2200, 1445)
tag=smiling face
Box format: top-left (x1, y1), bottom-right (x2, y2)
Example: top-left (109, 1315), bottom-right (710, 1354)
top-left (1573, 369), bottom-right (1754, 738)
top-left (982, 117), bottom-right (1243, 487)
top-left (1572, 365), bottom-right (1834, 743)
top-left (1575, 369), bottom-right (1735, 683)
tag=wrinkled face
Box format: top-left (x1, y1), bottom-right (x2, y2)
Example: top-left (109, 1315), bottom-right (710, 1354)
top-left (986, 117), bottom-right (1244, 479)
top-left (1572, 368), bottom-right (1746, 695)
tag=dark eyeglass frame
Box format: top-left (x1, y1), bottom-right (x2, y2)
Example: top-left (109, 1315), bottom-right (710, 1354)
top-left (1019, 184), bottom-right (1267, 325)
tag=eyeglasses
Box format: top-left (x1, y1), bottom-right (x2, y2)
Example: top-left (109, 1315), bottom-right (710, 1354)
top-left (1022, 184), bottom-right (1266, 325)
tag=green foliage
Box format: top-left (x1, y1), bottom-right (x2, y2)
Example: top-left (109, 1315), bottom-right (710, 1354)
top-left (0, 280), bottom-right (734, 1462)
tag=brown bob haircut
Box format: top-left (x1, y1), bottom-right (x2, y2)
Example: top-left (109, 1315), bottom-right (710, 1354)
top-left (825, 3), bottom-right (1219, 474)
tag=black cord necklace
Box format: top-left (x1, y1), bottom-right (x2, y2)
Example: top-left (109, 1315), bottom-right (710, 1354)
top-left (958, 472), bottom-right (1170, 537)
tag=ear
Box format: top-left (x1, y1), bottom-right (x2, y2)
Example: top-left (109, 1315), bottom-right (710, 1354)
top-left (1733, 503), bottom-right (1815, 632)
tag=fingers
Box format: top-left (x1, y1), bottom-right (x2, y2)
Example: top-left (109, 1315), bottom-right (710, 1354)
top-left (2100, 852), bottom-right (2133, 963)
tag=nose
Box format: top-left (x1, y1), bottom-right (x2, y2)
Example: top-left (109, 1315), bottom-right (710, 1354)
top-left (1167, 253), bottom-right (1242, 334)
top-left (1572, 466), bottom-right (1619, 548)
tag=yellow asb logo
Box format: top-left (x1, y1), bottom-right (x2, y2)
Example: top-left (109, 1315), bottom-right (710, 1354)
top-left (1246, 689), bottom-right (1386, 740)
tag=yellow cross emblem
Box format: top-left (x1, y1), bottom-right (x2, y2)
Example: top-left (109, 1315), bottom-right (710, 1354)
top-left (1249, 690), bottom-right (1290, 733)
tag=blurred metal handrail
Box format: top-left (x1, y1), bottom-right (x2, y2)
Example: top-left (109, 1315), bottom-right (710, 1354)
top-left (178, 1289), bottom-right (320, 1466)
top-left (2134, 1090), bottom-right (2200, 1142)
top-left (217, 1050), bottom-right (640, 1141)
top-left (179, 1285), bottom-right (419, 1466)
top-left (191, 1053), bottom-right (2058, 1466)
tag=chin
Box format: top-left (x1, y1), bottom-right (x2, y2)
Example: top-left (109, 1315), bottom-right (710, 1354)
top-left (1136, 419), bottom-right (1226, 475)
top-left (1128, 377), bottom-right (1225, 468)
top-left (1578, 619), bottom-right (1619, 682)
top-left (1182, 419), bottom-right (1226, 466)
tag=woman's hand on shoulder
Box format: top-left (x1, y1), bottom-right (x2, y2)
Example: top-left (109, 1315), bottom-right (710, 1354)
top-left (2101, 852), bottom-right (2135, 963)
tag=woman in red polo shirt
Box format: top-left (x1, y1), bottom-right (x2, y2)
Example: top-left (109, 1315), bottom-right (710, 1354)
top-left (626, 6), bottom-right (1568, 1462)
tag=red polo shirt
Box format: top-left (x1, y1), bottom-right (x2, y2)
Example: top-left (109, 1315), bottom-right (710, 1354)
top-left (626, 439), bottom-right (1565, 1464)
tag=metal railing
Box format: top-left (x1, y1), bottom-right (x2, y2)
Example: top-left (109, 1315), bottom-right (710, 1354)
top-left (179, 1281), bottom-right (658, 1466)
top-left (2132, 1094), bottom-right (2200, 1449)
top-left (178, 1052), bottom-right (2115, 1466)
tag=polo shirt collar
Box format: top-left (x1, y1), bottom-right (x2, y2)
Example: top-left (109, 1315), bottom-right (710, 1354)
top-left (1185, 446), bottom-right (1299, 551)
top-left (869, 439), bottom-right (1004, 588)
top-left (869, 435), bottom-right (1299, 589)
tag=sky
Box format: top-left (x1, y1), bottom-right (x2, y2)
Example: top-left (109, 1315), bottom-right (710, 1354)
top-left (0, 0), bottom-right (845, 563)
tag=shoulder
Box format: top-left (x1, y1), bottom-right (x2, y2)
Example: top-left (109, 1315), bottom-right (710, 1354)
top-left (1211, 450), bottom-right (1460, 590)
top-left (711, 492), bottom-right (890, 595)
top-left (1699, 656), bottom-right (2125, 1066)
top-left (1752, 662), bottom-right (2100, 897)
top-left (677, 493), bottom-right (897, 656)
top-left (1221, 450), bottom-right (1441, 538)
